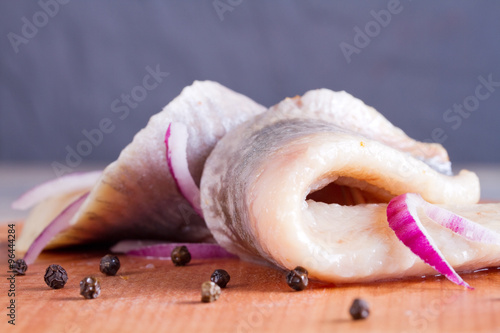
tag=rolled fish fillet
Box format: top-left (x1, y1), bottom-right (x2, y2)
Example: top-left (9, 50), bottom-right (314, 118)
top-left (201, 89), bottom-right (500, 283)
top-left (17, 81), bottom-right (266, 253)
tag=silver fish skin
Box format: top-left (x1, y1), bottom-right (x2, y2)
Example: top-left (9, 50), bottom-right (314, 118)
top-left (18, 81), bottom-right (266, 251)
top-left (200, 90), bottom-right (492, 283)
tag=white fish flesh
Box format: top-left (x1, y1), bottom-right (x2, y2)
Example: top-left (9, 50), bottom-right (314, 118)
top-left (17, 81), bottom-right (265, 252)
top-left (201, 89), bottom-right (500, 283)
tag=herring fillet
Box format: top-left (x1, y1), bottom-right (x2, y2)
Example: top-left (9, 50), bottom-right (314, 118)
top-left (200, 90), bottom-right (499, 283)
top-left (18, 81), bottom-right (266, 252)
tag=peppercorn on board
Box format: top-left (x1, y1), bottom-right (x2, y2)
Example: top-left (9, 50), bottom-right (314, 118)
top-left (3, 223), bottom-right (500, 333)
top-left (17, 82), bottom-right (500, 288)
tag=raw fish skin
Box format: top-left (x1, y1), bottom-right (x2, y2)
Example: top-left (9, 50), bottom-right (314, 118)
top-left (200, 90), bottom-right (495, 283)
top-left (297, 90), bottom-right (452, 174)
top-left (18, 81), bottom-right (266, 252)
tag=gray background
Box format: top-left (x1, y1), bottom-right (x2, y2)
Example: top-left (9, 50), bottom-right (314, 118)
top-left (1, 1), bottom-right (500, 173)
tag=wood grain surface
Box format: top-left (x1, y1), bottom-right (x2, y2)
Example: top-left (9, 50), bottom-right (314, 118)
top-left (1, 223), bottom-right (500, 333)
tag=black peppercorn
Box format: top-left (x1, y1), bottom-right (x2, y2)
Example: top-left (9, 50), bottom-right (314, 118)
top-left (100, 254), bottom-right (121, 276)
top-left (201, 281), bottom-right (221, 303)
top-left (349, 298), bottom-right (370, 320)
top-left (80, 276), bottom-right (101, 299)
top-left (44, 264), bottom-right (68, 289)
top-left (286, 266), bottom-right (308, 291)
top-left (11, 259), bottom-right (28, 275)
top-left (210, 269), bottom-right (230, 288)
top-left (171, 246), bottom-right (191, 266)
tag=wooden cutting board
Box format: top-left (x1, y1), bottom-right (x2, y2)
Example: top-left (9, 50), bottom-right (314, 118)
top-left (2, 223), bottom-right (500, 333)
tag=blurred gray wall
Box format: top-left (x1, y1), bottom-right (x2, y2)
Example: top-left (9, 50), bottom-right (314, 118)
top-left (1, 1), bottom-right (499, 174)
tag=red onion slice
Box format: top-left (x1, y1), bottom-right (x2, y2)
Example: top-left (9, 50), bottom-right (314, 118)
top-left (165, 123), bottom-right (203, 217)
top-left (423, 202), bottom-right (500, 244)
top-left (111, 240), bottom-right (237, 260)
top-left (23, 192), bottom-right (89, 265)
top-left (387, 193), bottom-right (500, 289)
top-left (12, 171), bottom-right (101, 210)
